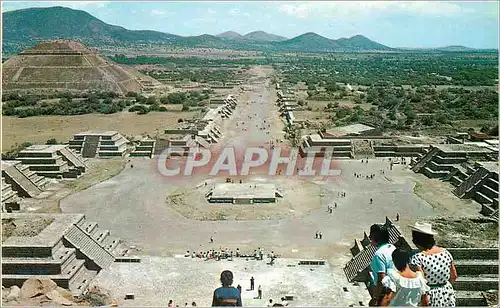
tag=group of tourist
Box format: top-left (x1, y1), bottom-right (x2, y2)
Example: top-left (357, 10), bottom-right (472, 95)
top-left (185, 249), bottom-right (234, 261)
top-left (186, 246), bottom-right (276, 263)
top-left (353, 172), bottom-right (376, 180)
top-left (327, 203), bottom-right (337, 213)
top-left (368, 222), bottom-right (457, 306)
top-left (168, 300), bottom-right (197, 307)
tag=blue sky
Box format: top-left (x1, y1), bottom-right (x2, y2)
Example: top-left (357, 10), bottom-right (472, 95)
top-left (2, 1), bottom-right (499, 48)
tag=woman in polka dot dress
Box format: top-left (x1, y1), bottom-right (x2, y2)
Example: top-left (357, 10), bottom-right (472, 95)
top-left (409, 222), bottom-right (457, 307)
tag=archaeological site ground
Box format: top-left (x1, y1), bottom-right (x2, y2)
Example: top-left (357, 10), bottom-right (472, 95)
top-left (1, 3), bottom-right (499, 308)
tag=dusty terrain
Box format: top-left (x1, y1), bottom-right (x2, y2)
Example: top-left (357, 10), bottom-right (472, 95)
top-left (21, 158), bottom-right (126, 213)
top-left (91, 256), bottom-right (371, 307)
top-left (2, 111), bottom-right (199, 150)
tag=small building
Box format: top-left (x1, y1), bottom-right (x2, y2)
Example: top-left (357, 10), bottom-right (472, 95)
top-left (2, 213), bottom-right (126, 296)
top-left (130, 139), bottom-right (156, 158)
top-left (206, 183), bottom-right (282, 204)
top-left (69, 131), bottom-right (129, 158)
top-left (322, 124), bottom-right (378, 138)
top-left (16, 145), bottom-right (86, 178)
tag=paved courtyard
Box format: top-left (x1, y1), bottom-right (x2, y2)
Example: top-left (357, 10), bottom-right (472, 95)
top-left (91, 256), bottom-right (371, 307)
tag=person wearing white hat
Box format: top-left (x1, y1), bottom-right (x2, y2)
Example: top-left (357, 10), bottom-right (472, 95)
top-left (409, 222), bottom-right (457, 307)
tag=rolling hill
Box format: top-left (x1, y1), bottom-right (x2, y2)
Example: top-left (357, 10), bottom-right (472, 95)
top-left (243, 31), bottom-right (288, 42)
top-left (3, 6), bottom-right (396, 54)
top-left (216, 31), bottom-right (243, 39)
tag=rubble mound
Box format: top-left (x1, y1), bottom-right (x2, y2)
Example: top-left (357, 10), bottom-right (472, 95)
top-left (3, 278), bottom-right (74, 306)
top-left (2, 39), bottom-right (150, 95)
top-left (2, 278), bottom-right (117, 307)
top-left (2, 217), bottom-right (54, 241)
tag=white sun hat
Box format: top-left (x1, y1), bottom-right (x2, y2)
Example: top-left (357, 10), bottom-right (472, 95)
top-left (409, 222), bottom-right (438, 236)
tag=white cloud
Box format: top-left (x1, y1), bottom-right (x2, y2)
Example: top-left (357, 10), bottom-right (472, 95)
top-left (2, 1), bottom-right (109, 12)
top-left (150, 9), bottom-right (171, 16)
top-left (278, 1), bottom-right (473, 20)
top-left (228, 8), bottom-right (250, 17)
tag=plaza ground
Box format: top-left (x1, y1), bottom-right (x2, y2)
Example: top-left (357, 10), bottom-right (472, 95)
top-left (56, 66), bottom-right (483, 305)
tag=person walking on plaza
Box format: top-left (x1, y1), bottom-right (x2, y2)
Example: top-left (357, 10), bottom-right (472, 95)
top-left (212, 270), bottom-right (242, 307)
top-left (250, 276), bottom-right (255, 290)
top-left (210, 236), bottom-right (214, 243)
top-left (237, 284), bottom-right (242, 295)
top-left (258, 285), bottom-right (262, 299)
top-left (319, 232), bottom-right (323, 239)
top-left (409, 222), bottom-right (457, 307)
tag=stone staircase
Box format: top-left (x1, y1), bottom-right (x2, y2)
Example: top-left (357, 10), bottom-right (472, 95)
top-left (449, 248), bottom-right (498, 306)
top-left (411, 147), bottom-right (439, 173)
top-left (351, 139), bottom-right (375, 159)
top-left (77, 218), bottom-right (126, 256)
top-left (454, 167), bottom-right (491, 198)
top-left (63, 225), bottom-right (115, 270)
top-left (2, 161), bottom-right (47, 198)
top-left (1, 177), bottom-right (21, 212)
top-left (58, 147), bottom-right (87, 172)
top-left (81, 135), bottom-right (100, 158)
top-left (130, 139), bottom-right (156, 158)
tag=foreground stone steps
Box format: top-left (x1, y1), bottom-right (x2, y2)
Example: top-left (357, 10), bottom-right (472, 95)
top-left (453, 276), bottom-right (498, 291)
top-left (454, 259), bottom-right (499, 275)
top-left (455, 291), bottom-right (488, 306)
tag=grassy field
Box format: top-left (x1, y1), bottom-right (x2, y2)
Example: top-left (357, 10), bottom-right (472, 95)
top-left (2, 111), bottom-right (199, 150)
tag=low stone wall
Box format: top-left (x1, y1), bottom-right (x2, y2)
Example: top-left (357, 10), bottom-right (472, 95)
top-left (2, 246), bottom-right (53, 258)
top-left (447, 248), bottom-right (498, 260)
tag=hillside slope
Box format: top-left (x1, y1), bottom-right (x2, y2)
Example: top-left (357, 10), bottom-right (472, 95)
top-left (3, 6), bottom-right (395, 54)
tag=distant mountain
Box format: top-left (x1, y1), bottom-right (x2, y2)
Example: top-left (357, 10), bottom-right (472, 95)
top-left (243, 31), bottom-right (287, 42)
top-left (3, 6), bottom-right (406, 54)
top-left (434, 45), bottom-right (476, 52)
top-left (277, 32), bottom-right (338, 52)
top-left (336, 34), bottom-right (392, 51)
top-left (216, 31), bottom-right (243, 39)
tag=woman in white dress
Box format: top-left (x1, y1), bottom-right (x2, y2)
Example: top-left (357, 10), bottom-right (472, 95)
top-left (381, 249), bottom-right (430, 306)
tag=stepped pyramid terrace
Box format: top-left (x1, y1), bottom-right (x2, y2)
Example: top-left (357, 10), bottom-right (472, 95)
top-left (130, 139), bottom-right (156, 158)
top-left (2, 160), bottom-right (48, 198)
top-left (2, 213), bottom-right (129, 297)
top-left (411, 144), bottom-right (498, 219)
top-left (2, 177), bottom-right (22, 212)
top-left (2, 40), bottom-right (158, 95)
top-left (69, 131), bottom-right (129, 158)
top-left (15, 144), bottom-right (87, 179)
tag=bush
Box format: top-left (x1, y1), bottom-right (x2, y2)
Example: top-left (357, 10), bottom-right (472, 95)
top-left (181, 104), bottom-right (190, 111)
top-left (46, 138), bottom-right (57, 145)
top-left (2, 142), bottom-right (33, 160)
top-left (129, 105), bottom-right (149, 114)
